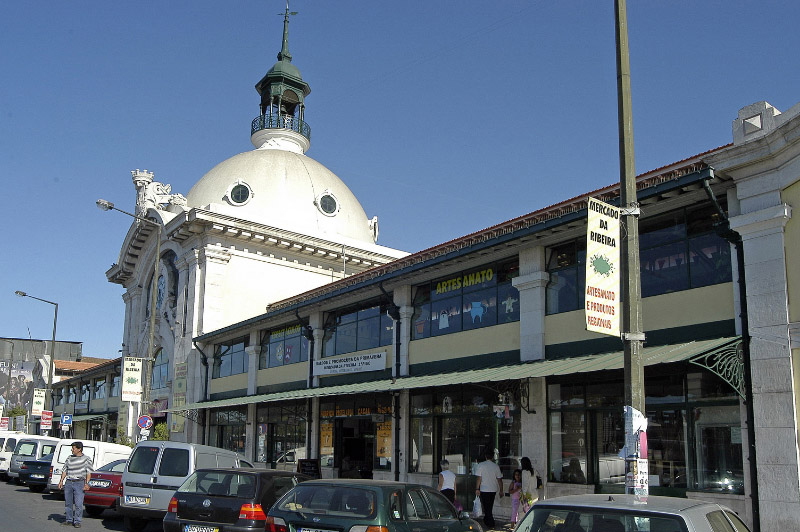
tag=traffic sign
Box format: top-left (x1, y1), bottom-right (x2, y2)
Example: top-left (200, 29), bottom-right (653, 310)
top-left (138, 415), bottom-right (153, 430)
top-left (61, 414), bottom-right (73, 426)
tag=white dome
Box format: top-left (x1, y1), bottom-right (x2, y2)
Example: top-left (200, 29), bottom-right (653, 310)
top-left (187, 149), bottom-right (377, 244)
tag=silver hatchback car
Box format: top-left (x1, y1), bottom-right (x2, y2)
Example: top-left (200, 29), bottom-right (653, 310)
top-left (517, 494), bottom-right (750, 532)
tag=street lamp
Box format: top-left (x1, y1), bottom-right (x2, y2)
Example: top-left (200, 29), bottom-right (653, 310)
top-left (14, 291), bottom-right (57, 434)
top-left (97, 199), bottom-right (162, 425)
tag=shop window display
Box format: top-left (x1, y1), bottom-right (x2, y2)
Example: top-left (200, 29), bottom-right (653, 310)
top-left (210, 407), bottom-right (247, 454)
top-left (259, 324), bottom-right (309, 369)
top-left (255, 401), bottom-right (306, 464)
top-left (546, 367), bottom-right (742, 494)
top-left (413, 260), bottom-right (519, 340)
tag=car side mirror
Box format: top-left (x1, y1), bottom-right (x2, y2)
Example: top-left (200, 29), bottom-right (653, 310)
top-left (459, 511), bottom-right (471, 520)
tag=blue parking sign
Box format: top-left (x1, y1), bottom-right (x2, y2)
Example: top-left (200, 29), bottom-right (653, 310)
top-left (61, 414), bottom-right (72, 426)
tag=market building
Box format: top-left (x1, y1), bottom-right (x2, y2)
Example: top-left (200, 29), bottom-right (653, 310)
top-left (97, 11), bottom-right (800, 532)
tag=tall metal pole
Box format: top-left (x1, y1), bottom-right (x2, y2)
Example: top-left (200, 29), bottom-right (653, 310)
top-left (615, 0), bottom-right (646, 494)
top-left (97, 199), bottom-right (161, 435)
top-left (13, 292), bottom-right (58, 435)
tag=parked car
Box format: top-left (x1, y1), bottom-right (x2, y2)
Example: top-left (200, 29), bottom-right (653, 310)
top-left (84, 459), bottom-right (128, 517)
top-left (8, 435), bottom-right (58, 483)
top-left (268, 479), bottom-right (483, 532)
top-left (19, 452), bottom-right (54, 492)
top-left (48, 439), bottom-right (132, 494)
top-left (517, 494), bottom-right (751, 532)
top-left (0, 430), bottom-right (26, 480)
top-left (120, 441), bottom-right (248, 532)
top-left (163, 468), bottom-right (309, 532)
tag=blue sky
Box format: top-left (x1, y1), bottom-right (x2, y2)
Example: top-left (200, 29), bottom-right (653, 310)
top-left (2, 1), bottom-right (798, 359)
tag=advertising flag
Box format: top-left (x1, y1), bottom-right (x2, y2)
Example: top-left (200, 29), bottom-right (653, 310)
top-left (32, 388), bottom-right (46, 416)
top-left (585, 197), bottom-right (621, 336)
top-left (122, 357), bottom-right (143, 403)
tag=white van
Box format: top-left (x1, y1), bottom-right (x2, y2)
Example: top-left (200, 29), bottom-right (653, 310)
top-left (48, 439), bottom-right (133, 493)
top-left (0, 430), bottom-right (26, 479)
top-left (119, 441), bottom-right (244, 532)
top-left (8, 435), bottom-right (58, 481)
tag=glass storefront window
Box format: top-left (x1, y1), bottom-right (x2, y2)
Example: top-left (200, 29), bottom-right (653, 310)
top-left (647, 409), bottom-right (687, 489)
top-left (323, 302), bottom-right (394, 356)
top-left (693, 405), bottom-right (743, 493)
top-left (209, 407), bottom-right (247, 454)
top-left (549, 411), bottom-right (588, 484)
top-left (412, 260), bottom-right (519, 339)
top-left (255, 401), bottom-right (306, 465)
top-left (213, 337), bottom-right (248, 378)
top-left (596, 410), bottom-right (625, 485)
top-left (548, 383), bottom-right (584, 407)
top-left (547, 203), bottom-right (732, 314)
top-left (687, 371), bottom-right (739, 401)
top-left (410, 417), bottom-right (434, 473)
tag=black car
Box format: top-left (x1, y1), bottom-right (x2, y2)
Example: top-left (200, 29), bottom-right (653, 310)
top-left (163, 468), bottom-right (309, 532)
top-left (19, 452), bottom-right (53, 492)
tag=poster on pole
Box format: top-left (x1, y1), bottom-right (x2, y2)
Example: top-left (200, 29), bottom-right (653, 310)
top-left (122, 357), bottom-right (143, 403)
top-left (585, 197), bottom-right (621, 336)
top-left (41, 410), bottom-right (53, 430)
top-left (32, 388), bottom-right (46, 416)
top-left (0, 417), bottom-right (8, 430)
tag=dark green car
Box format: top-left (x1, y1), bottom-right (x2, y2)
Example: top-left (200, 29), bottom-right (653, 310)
top-left (267, 479), bottom-right (483, 532)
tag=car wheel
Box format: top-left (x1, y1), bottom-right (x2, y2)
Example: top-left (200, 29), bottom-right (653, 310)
top-left (124, 516), bottom-right (148, 532)
top-left (85, 505), bottom-right (105, 517)
top-left (29, 484), bottom-right (46, 493)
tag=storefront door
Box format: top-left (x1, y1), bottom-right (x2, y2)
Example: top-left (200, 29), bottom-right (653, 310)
top-left (335, 417), bottom-right (375, 479)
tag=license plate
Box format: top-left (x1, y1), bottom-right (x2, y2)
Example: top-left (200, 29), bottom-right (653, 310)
top-left (124, 495), bottom-right (150, 505)
top-left (299, 528), bottom-right (336, 532)
top-left (184, 526), bottom-right (219, 532)
top-left (31, 474), bottom-right (45, 479)
top-left (89, 479), bottom-right (111, 488)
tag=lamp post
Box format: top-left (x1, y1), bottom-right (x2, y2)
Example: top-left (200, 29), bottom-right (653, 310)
top-left (97, 199), bottom-right (161, 429)
top-left (14, 291), bottom-right (58, 435)
top-left (0, 339), bottom-right (13, 414)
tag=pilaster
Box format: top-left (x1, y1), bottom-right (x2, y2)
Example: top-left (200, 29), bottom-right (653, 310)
top-left (513, 246), bottom-right (549, 361)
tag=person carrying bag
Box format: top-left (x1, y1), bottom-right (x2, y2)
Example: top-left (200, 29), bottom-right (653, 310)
top-left (520, 456), bottom-right (541, 513)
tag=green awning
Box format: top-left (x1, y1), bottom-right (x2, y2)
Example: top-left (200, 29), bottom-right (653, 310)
top-left (165, 336), bottom-right (739, 413)
top-left (70, 414), bottom-right (108, 423)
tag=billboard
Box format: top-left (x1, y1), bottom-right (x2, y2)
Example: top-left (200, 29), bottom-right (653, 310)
top-left (0, 360), bottom-right (35, 410)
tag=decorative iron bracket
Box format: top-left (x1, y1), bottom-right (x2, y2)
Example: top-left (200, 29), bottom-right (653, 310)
top-left (689, 339), bottom-right (745, 399)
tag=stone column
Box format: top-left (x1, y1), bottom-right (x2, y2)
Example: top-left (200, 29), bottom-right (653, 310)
top-left (513, 246), bottom-right (549, 361)
top-left (730, 203), bottom-right (797, 526)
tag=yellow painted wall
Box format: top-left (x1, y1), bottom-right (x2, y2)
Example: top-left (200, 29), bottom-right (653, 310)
top-left (545, 282), bottom-right (735, 345)
top-left (782, 180), bottom-right (800, 323)
top-left (257, 361), bottom-right (309, 387)
top-left (209, 372), bottom-right (248, 395)
top-left (408, 321), bottom-right (520, 365)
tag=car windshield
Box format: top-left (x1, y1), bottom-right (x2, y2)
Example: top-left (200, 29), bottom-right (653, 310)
top-left (278, 485), bottom-right (376, 518)
top-left (519, 506), bottom-right (686, 532)
top-left (178, 470), bottom-right (257, 499)
top-left (15, 442), bottom-right (37, 457)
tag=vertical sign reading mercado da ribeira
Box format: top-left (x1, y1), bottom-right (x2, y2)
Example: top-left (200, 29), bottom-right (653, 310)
top-left (585, 197), bottom-right (620, 337)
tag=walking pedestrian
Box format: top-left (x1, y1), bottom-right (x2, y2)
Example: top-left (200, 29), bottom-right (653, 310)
top-left (58, 441), bottom-right (93, 528)
top-left (438, 459), bottom-right (457, 504)
top-left (474, 450), bottom-right (503, 529)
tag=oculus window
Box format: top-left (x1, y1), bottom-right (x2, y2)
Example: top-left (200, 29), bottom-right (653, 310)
top-left (316, 191), bottom-right (339, 216)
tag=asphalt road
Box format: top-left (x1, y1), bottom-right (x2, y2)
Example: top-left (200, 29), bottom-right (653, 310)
top-left (0, 478), bottom-right (162, 532)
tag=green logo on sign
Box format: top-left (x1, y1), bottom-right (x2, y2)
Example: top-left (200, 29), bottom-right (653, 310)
top-left (590, 253), bottom-right (614, 277)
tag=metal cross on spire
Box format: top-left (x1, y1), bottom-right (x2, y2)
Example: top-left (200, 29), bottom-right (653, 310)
top-left (277, 0), bottom-right (298, 62)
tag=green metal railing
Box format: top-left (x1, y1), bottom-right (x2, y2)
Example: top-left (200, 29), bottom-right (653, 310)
top-left (251, 114), bottom-right (311, 140)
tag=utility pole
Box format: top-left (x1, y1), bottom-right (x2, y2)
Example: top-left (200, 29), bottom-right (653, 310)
top-left (615, 0), bottom-right (646, 495)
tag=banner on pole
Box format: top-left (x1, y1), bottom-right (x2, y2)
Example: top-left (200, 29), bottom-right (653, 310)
top-left (41, 410), bottom-right (53, 430)
top-left (32, 388), bottom-right (46, 416)
top-left (585, 197), bottom-right (621, 336)
top-left (122, 357), bottom-right (143, 403)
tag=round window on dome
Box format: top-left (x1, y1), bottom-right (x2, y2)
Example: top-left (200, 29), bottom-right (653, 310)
top-left (319, 194), bottom-right (338, 215)
top-left (230, 184), bottom-right (250, 204)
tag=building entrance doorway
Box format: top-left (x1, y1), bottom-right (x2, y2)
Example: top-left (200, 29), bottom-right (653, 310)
top-left (335, 417), bottom-right (375, 479)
